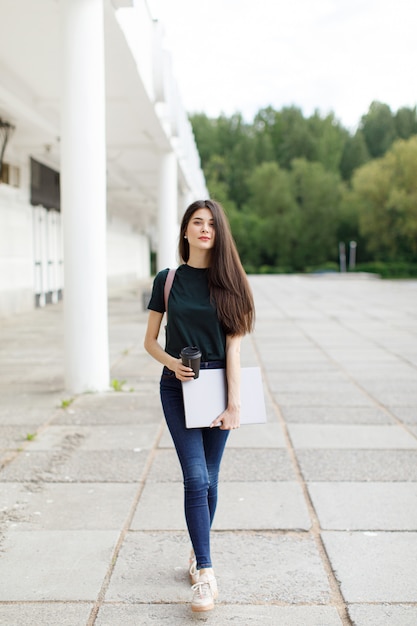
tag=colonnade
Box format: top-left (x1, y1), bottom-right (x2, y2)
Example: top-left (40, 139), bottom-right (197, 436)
top-left (59, 0), bottom-right (183, 393)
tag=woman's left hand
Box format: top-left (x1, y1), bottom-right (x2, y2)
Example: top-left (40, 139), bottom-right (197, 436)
top-left (210, 407), bottom-right (240, 430)
top-left (210, 334), bottom-right (242, 430)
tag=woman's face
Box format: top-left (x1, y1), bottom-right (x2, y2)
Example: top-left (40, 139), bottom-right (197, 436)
top-left (185, 208), bottom-right (215, 251)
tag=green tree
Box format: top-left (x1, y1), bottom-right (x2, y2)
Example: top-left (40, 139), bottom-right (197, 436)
top-left (352, 136), bottom-right (417, 261)
top-left (227, 206), bottom-right (265, 270)
top-left (290, 159), bottom-right (343, 269)
top-left (189, 113), bottom-right (220, 167)
top-left (275, 107), bottom-right (316, 168)
top-left (252, 125), bottom-right (275, 166)
top-left (191, 112), bottom-right (257, 209)
top-left (204, 155), bottom-right (238, 216)
top-left (204, 155), bottom-right (231, 189)
top-left (395, 106), bottom-right (417, 139)
top-left (253, 106), bottom-right (316, 169)
top-left (307, 111), bottom-right (348, 173)
top-left (246, 162), bottom-right (298, 268)
top-left (216, 114), bottom-right (256, 207)
top-left (253, 106), bottom-right (284, 163)
top-left (360, 101), bottom-right (397, 158)
top-left (339, 130), bottom-right (370, 181)
top-left (337, 185), bottom-right (365, 260)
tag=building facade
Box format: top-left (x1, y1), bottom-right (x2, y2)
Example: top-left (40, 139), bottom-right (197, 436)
top-left (0, 0), bottom-right (207, 390)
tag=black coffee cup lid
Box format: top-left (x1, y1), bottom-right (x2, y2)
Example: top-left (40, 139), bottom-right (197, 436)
top-left (181, 346), bottom-right (201, 358)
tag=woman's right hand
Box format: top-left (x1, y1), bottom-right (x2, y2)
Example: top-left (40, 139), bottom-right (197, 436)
top-left (172, 358), bottom-right (196, 382)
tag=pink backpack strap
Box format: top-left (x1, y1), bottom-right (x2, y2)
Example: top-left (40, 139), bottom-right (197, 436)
top-left (164, 268), bottom-right (176, 320)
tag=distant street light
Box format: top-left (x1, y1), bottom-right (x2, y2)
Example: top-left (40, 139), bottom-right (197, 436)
top-left (349, 241), bottom-right (357, 270)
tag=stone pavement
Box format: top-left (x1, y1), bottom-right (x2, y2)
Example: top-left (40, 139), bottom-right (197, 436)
top-left (1, 274), bottom-right (417, 626)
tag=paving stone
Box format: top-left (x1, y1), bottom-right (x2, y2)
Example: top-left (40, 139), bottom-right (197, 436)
top-left (0, 450), bottom-right (17, 466)
top-left (27, 424), bottom-right (159, 451)
top-left (0, 603), bottom-right (93, 626)
top-left (371, 391), bottom-right (417, 406)
top-left (263, 359), bottom-right (333, 373)
top-left (267, 371), bottom-right (350, 393)
top-left (157, 427), bottom-right (174, 448)
top-left (297, 449), bottom-right (417, 481)
top-left (1, 364), bottom-right (64, 385)
top-left (322, 531), bottom-right (417, 602)
top-left (360, 379), bottom-right (417, 393)
top-left (269, 372), bottom-right (357, 395)
top-left (131, 481), bottom-right (311, 531)
top-left (0, 530), bottom-right (118, 601)
top-left (53, 404), bottom-right (162, 426)
top-left (275, 390), bottom-right (374, 407)
top-left (146, 448), bottom-right (297, 483)
top-left (0, 602), bottom-right (93, 626)
top-left (0, 381), bottom-right (64, 394)
top-left (104, 376), bottom-right (163, 391)
top-left (256, 323), bottom-right (306, 335)
top-left (106, 531), bottom-right (331, 605)
top-left (0, 391), bottom-right (61, 409)
top-left (389, 406), bottom-right (417, 424)
top-left (222, 448), bottom-right (298, 481)
top-left (145, 449), bottom-right (182, 482)
top-left (343, 365), bottom-right (415, 380)
top-left (158, 422), bottom-right (284, 450)
top-left (214, 481), bottom-right (311, 530)
top-left (277, 380), bottom-right (358, 393)
top-left (264, 361), bottom-right (336, 372)
top-left (308, 482), bottom-right (417, 530)
top-left (63, 389), bottom-right (160, 407)
top-left (95, 603), bottom-right (343, 625)
top-left (0, 407), bottom-right (59, 427)
top-left (254, 333), bottom-right (307, 344)
top-left (226, 422), bottom-right (285, 447)
top-left (0, 425), bottom-right (39, 449)
top-left (110, 353), bottom-right (152, 373)
top-left (324, 350), bottom-right (401, 365)
top-left (280, 406), bottom-right (393, 425)
top-left (131, 482), bottom-right (186, 530)
top-left (0, 482), bottom-right (137, 531)
top-left (288, 424), bottom-right (417, 449)
top-left (0, 450), bottom-right (148, 483)
top-left (347, 603), bottom-right (417, 626)
top-left (262, 348), bottom-right (329, 361)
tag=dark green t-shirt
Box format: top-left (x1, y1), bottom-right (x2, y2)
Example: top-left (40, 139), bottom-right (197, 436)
top-left (147, 264), bottom-right (226, 362)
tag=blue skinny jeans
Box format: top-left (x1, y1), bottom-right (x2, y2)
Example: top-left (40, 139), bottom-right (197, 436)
top-left (160, 365), bottom-right (229, 570)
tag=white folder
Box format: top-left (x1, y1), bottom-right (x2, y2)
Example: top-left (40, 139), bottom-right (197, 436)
top-left (182, 366), bottom-right (266, 428)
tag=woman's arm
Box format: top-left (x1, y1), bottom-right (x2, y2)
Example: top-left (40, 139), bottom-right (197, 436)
top-left (210, 334), bottom-right (242, 430)
top-left (144, 310), bottom-right (195, 381)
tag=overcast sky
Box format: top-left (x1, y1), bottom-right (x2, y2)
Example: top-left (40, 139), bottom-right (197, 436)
top-left (148, 0), bottom-right (417, 130)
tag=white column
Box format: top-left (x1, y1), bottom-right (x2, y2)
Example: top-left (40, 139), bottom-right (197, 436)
top-left (181, 188), bottom-right (194, 215)
top-left (60, 0), bottom-right (109, 393)
top-left (157, 151), bottom-right (178, 270)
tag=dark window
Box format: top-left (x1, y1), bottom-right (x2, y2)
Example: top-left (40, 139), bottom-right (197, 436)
top-left (30, 158), bottom-right (60, 210)
top-left (0, 162), bottom-right (20, 187)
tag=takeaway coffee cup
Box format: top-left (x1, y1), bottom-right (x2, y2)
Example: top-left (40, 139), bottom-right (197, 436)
top-left (180, 346), bottom-right (202, 379)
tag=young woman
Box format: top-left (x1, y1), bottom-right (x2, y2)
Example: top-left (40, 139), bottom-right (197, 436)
top-left (144, 199), bottom-right (255, 612)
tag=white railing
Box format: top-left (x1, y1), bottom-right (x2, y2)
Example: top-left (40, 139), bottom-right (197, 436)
top-left (116, 0), bottom-right (208, 198)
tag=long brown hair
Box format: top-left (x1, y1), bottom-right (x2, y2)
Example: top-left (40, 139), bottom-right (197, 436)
top-left (179, 199), bottom-right (255, 335)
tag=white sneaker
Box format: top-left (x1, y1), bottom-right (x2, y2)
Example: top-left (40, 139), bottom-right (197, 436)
top-left (189, 554), bottom-right (199, 585)
top-left (191, 569), bottom-right (218, 612)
